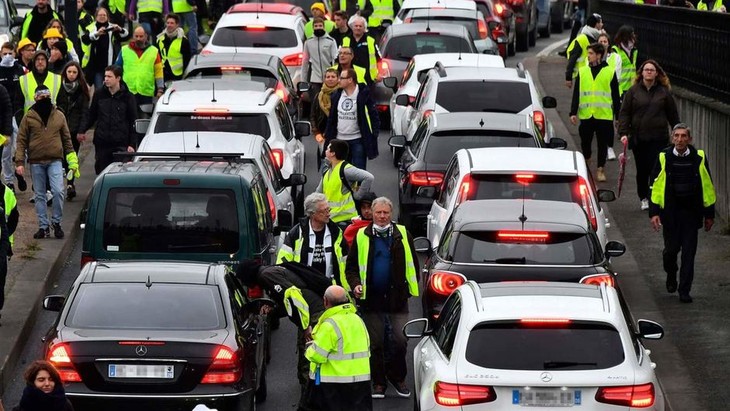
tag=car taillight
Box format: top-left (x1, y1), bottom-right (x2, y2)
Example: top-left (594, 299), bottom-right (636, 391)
top-left (580, 273), bottom-right (615, 288)
top-left (515, 173), bottom-right (534, 185)
top-left (478, 19), bottom-right (488, 39)
top-left (275, 82), bottom-right (289, 103)
top-left (266, 190), bottom-right (276, 222)
top-left (248, 284), bottom-right (265, 298)
top-left (376, 104), bottom-right (389, 112)
top-left (245, 25), bottom-right (267, 30)
top-left (429, 271), bottom-right (466, 297)
top-left (200, 49), bottom-right (213, 56)
top-left (596, 383), bottom-right (655, 408)
top-left (378, 59), bottom-right (390, 78)
top-left (533, 110), bottom-right (546, 135)
top-left (409, 171), bottom-right (444, 186)
top-left (577, 177), bottom-right (598, 230)
top-left (495, 2), bottom-right (506, 15)
top-left (434, 381), bottom-right (496, 406)
top-left (423, 109), bottom-right (434, 118)
top-left (456, 173), bottom-right (472, 206)
top-left (80, 254), bottom-right (95, 268)
top-left (270, 148), bottom-right (284, 169)
top-left (497, 231), bottom-right (550, 243)
top-left (520, 318), bottom-right (571, 325)
top-left (47, 343), bottom-right (82, 382)
top-left (282, 52), bottom-right (303, 66)
top-left (201, 346), bottom-right (242, 384)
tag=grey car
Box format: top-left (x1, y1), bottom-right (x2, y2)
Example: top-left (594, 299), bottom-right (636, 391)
top-left (402, 8), bottom-right (500, 56)
top-left (0, 0), bottom-right (22, 46)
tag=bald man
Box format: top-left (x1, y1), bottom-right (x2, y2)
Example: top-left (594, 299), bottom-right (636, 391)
top-left (115, 26), bottom-right (164, 111)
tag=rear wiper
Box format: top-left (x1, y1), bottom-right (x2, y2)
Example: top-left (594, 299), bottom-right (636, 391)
top-left (483, 257), bottom-right (526, 264)
top-left (480, 108), bottom-right (518, 113)
top-left (168, 243), bottom-right (222, 250)
top-left (252, 43), bottom-right (278, 47)
top-left (544, 361), bottom-right (598, 369)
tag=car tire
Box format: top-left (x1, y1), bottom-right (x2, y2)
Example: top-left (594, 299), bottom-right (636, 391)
top-left (380, 110), bottom-right (391, 131)
top-left (255, 368), bottom-right (267, 403)
top-left (508, 33), bottom-right (517, 56)
top-left (294, 186), bottom-right (304, 220)
top-left (516, 24), bottom-right (529, 52)
top-left (392, 146), bottom-right (403, 167)
top-left (529, 23), bottom-right (537, 46)
top-left (539, 15), bottom-right (551, 37)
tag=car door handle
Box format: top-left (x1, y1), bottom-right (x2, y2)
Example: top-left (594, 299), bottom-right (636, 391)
top-left (423, 361), bottom-right (432, 369)
top-left (292, 149), bottom-right (301, 158)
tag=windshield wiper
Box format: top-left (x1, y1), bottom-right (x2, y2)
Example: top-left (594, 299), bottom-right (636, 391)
top-left (252, 43), bottom-right (278, 47)
top-left (483, 257), bottom-right (526, 264)
top-left (543, 361), bottom-right (598, 369)
top-left (480, 108), bottom-right (519, 113)
top-left (168, 243), bottom-right (223, 250)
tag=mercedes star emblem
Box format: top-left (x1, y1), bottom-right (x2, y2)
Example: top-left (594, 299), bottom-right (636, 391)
top-left (540, 372), bottom-right (553, 382)
top-left (135, 345), bottom-right (148, 356)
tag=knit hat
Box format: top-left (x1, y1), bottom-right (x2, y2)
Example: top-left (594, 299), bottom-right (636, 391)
top-left (16, 38), bottom-right (36, 52)
top-left (32, 49), bottom-right (49, 62)
top-left (586, 13), bottom-right (602, 28)
top-left (34, 85), bottom-right (51, 99)
top-left (359, 192), bottom-right (377, 206)
top-left (310, 2), bottom-right (326, 13)
top-left (43, 28), bottom-right (64, 39)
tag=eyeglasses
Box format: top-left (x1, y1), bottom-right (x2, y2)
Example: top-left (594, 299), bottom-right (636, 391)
top-left (23, 48), bottom-right (36, 52)
top-left (317, 207), bottom-right (331, 214)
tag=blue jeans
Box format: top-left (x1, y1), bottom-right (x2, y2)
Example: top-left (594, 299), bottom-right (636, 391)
top-left (30, 161), bottom-right (64, 228)
top-left (94, 72), bottom-right (104, 90)
top-left (180, 12), bottom-right (199, 54)
top-left (345, 138), bottom-right (367, 170)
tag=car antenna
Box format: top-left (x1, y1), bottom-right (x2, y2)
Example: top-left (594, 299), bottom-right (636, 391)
top-left (196, 131), bottom-right (200, 148)
top-left (145, 275), bottom-right (153, 289)
top-left (519, 178), bottom-right (528, 228)
top-left (211, 82), bottom-right (217, 102)
top-left (426, 5), bottom-right (431, 32)
top-left (479, 118), bottom-right (484, 127)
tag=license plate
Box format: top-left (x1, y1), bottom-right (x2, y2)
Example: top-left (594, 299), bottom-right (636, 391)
top-left (108, 364), bottom-right (175, 379)
top-left (513, 389), bottom-right (581, 406)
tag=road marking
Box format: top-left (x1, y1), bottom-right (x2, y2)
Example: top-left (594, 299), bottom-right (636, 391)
top-left (537, 37), bottom-right (571, 58)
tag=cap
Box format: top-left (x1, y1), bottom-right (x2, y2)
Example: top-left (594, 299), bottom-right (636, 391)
top-left (32, 49), bottom-right (49, 62)
top-left (34, 85), bottom-right (51, 99)
top-left (43, 28), bottom-right (64, 39)
top-left (359, 192), bottom-right (377, 205)
top-left (311, 2), bottom-right (326, 13)
top-left (16, 38), bottom-right (36, 52)
top-left (586, 13), bottom-right (602, 28)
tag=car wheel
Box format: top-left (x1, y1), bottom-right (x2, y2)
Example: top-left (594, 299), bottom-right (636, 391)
top-left (392, 146), bottom-right (403, 167)
top-left (528, 23), bottom-right (537, 46)
top-left (508, 32), bottom-right (517, 56)
top-left (380, 110), bottom-right (391, 131)
top-left (516, 24), bottom-right (529, 52)
top-left (539, 15), bottom-right (551, 37)
top-left (255, 368), bottom-right (267, 403)
top-left (551, 12), bottom-right (563, 33)
top-left (294, 186), bottom-right (304, 220)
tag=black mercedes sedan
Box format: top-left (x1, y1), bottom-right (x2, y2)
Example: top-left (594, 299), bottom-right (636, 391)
top-left (42, 261), bottom-right (273, 411)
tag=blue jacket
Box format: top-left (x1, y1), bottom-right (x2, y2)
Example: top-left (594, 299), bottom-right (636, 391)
top-left (324, 84), bottom-right (380, 160)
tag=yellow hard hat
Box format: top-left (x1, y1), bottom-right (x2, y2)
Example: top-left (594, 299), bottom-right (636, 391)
top-left (43, 28), bottom-right (64, 39)
top-left (16, 38), bottom-right (36, 52)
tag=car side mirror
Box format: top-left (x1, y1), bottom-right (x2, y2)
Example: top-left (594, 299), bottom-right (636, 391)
top-left (395, 94), bottom-right (411, 106)
top-left (297, 82), bottom-right (310, 93)
top-left (637, 319), bottom-right (664, 340)
top-left (383, 76), bottom-right (398, 91)
top-left (416, 186), bottom-right (436, 199)
top-left (198, 34), bottom-right (210, 46)
top-left (43, 295), bottom-right (65, 312)
top-left (294, 121), bottom-right (311, 139)
top-left (284, 173), bottom-right (307, 187)
top-left (246, 297), bottom-right (277, 315)
top-left (597, 189), bottom-right (616, 203)
top-left (605, 240), bottom-right (626, 258)
top-left (277, 210), bottom-right (293, 230)
top-left (542, 96), bottom-right (557, 109)
top-left (135, 119), bottom-right (150, 134)
top-left (548, 137), bottom-right (567, 149)
top-left (139, 104), bottom-right (154, 114)
top-left (388, 135), bottom-right (407, 148)
top-left (413, 236), bottom-right (432, 253)
top-left (403, 318), bottom-right (431, 338)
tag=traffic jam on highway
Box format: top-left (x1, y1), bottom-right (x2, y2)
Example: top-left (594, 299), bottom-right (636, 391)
top-left (7, 0), bottom-right (671, 410)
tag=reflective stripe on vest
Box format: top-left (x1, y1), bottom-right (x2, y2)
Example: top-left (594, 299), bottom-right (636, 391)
top-left (330, 63), bottom-right (367, 84)
top-left (158, 36), bottom-right (184, 76)
top-left (577, 65), bottom-right (614, 121)
top-left (355, 224), bottom-right (418, 299)
top-left (22, 11), bottom-right (61, 42)
top-left (612, 45), bottom-right (636, 95)
top-left (368, 0), bottom-right (395, 27)
top-left (566, 34), bottom-right (590, 78)
top-left (81, 22), bottom-right (96, 68)
top-left (650, 151), bottom-right (716, 209)
top-left (323, 162), bottom-right (358, 223)
top-left (20, 73), bottom-right (61, 112)
top-left (4, 186), bottom-right (16, 246)
top-left (284, 286), bottom-right (311, 329)
top-left (341, 36), bottom-right (378, 81)
top-left (121, 46), bottom-right (158, 97)
top-left (137, 0), bottom-right (163, 13)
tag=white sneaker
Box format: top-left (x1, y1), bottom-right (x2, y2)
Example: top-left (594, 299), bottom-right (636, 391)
top-left (607, 147), bottom-right (617, 161)
top-left (641, 199), bottom-right (649, 210)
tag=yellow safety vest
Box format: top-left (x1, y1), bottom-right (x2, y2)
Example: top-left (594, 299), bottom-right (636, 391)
top-left (330, 63), bottom-right (367, 84)
top-left (21, 11), bottom-right (61, 42)
top-left (121, 46), bottom-right (158, 97)
top-left (305, 303), bottom-right (370, 383)
top-left (323, 162), bottom-right (359, 224)
top-left (355, 224), bottom-right (418, 299)
top-left (80, 22), bottom-right (97, 68)
top-left (650, 150), bottom-right (716, 209)
top-left (158, 36), bottom-right (184, 76)
top-left (341, 36), bottom-right (378, 81)
top-left (276, 223), bottom-right (348, 287)
top-left (19, 72), bottom-right (61, 112)
top-left (172, 0), bottom-right (194, 13)
top-left (3, 186), bottom-right (16, 246)
top-left (136, 0), bottom-right (163, 13)
top-left (698, 0), bottom-right (723, 10)
top-left (283, 286), bottom-right (311, 329)
top-left (368, 0), bottom-right (395, 27)
top-left (577, 64), bottom-right (614, 121)
top-left (566, 34), bottom-right (590, 79)
top-left (340, 0), bottom-right (366, 10)
top-left (304, 20), bottom-right (336, 38)
top-left (612, 45), bottom-right (636, 95)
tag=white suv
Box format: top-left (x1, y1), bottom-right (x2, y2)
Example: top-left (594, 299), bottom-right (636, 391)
top-left (405, 281), bottom-right (666, 410)
top-left (425, 147), bottom-right (615, 249)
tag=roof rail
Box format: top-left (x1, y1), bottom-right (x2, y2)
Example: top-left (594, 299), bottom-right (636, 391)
top-left (161, 87), bottom-right (176, 105)
top-left (434, 61), bottom-right (447, 78)
top-left (516, 62), bottom-right (526, 79)
top-left (115, 152), bottom-right (249, 163)
top-left (259, 88), bottom-right (275, 106)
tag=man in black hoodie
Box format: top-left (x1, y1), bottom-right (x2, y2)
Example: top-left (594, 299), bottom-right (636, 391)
top-left (78, 64), bottom-right (137, 174)
top-left (20, 0), bottom-right (62, 44)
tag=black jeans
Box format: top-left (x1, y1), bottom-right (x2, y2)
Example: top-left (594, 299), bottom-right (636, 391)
top-left (632, 139), bottom-right (669, 200)
top-left (578, 117), bottom-right (613, 167)
top-left (361, 310), bottom-right (409, 386)
top-left (662, 208), bottom-right (701, 296)
top-left (0, 249), bottom-right (8, 311)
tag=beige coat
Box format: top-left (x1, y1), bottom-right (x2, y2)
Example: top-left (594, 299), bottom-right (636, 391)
top-left (16, 107), bottom-right (74, 165)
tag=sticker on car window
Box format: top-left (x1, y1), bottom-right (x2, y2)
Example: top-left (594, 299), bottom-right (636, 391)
top-left (107, 245), bottom-right (119, 251)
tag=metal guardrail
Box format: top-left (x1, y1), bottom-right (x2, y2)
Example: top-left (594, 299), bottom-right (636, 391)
top-left (592, 0), bottom-right (730, 104)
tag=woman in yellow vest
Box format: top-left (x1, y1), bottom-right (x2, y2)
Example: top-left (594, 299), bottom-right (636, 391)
top-left (569, 42), bottom-right (621, 182)
top-left (81, 7), bottom-right (130, 89)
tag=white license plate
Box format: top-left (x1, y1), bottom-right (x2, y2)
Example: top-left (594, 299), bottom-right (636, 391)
top-left (108, 364), bottom-right (174, 379)
top-left (514, 389), bottom-right (580, 406)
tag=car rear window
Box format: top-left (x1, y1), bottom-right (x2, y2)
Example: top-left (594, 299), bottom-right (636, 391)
top-left (465, 321), bottom-right (625, 370)
top-left (425, 131), bottom-right (538, 163)
top-left (469, 174), bottom-right (579, 202)
top-left (154, 113), bottom-right (271, 137)
top-left (452, 230), bottom-right (598, 265)
top-left (384, 35), bottom-right (473, 61)
top-left (102, 188), bottom-right (240, 254)
top-left (185, 67), bottom-right (278, 88)
top-left (436, 81), bottom-right (532, 113)
top-left (67, 283), bottom-right (225, 330)
top-left (410, 16), bottom-right (480, 39)
top-left (212, 26), bottom-right (298, 48)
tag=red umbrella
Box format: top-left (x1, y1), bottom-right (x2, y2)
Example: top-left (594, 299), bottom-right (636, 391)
top-left (617, 139), bottom-right (629, 197)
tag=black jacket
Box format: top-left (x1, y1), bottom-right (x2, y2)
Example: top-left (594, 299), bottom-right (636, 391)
top-left (0, 84), bottom-right (12, 137)
top-left (81, 21), bottom-right (130, 74)
top-left (0, 62), bottom-right (27, 115)
top-left (281, 218), bottom-right (349, 284)
top-left (618, 82), bottom-right (680, 144)
top-left (345, 223), bottom-right (418, 313)
top-left (82, 82), bottom-right (137, 148)
top-left (56, 86), bottom-right (90, 135)
top-left (325, 84), bottom-right (380, 160)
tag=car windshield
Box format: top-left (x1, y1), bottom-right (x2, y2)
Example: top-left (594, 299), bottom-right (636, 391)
top-left (384, 34), bottom-right (472, 61)
top-left (154, 113), bottom-right (271, 136)
top-left (469, 174), bottom-right (579, 202)
top-left (212, 26), bottom-right (297, 48)
top-left (185, 67), bottom-right (278, 88)
top-left (425, 131), bottom-right (538, 163)
top-left (409, 16), bottom-right (480, 39)
top-left (437, 81), bottom-right (532, 113)
top-left (465, 321), bottom-right (624, 370)
top-left (102, 188), bottom-right (240, 254)
top-left (67, 283), bottom-right (226, 330)
top-left (452, 230), bottom-right (597, 265)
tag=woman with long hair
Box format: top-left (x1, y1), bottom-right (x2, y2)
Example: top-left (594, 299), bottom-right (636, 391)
top-left (56, 61), bottom-right (90, 200)
top-left (618, 59), bottom-right (680, 210)
top-left (81, 7), bottom-right (130, 89)
top-left (311, 68), bottom-right (340, 169)
top-left (2, 360), bottom-right (74, 411)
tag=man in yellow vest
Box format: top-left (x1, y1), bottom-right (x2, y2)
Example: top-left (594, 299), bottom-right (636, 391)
top-left (333, 0), bottom-right (372, 19)
top-left (316, 139), bottom-right (374, 227)
top-left (0, 192), bottom-right (12, 323)
top-left (115, 26), bottom-right (164, 108)
top-left (128, 0), bottom-right (169, 36)
top-left (697, 0), bottom-right (725, 11)
top-left (330, 46), bottom-right (366, 84)
top-left (345, 196), bottom-right (417, 400)
top-left (16, 50), bottom-right (61, 113)
top-left (649, 124), bottom-right (715, 304)
top-left (364, 0), bottom-right (398, 41)
top-left (156, 13), bottom-right (191, 82)
top-left (565, 13), bottom-right (602, 88)
top-left (304, 3), bottom-right (336, 38)
top-left (569, 42), bottom-right (620, 183)
top-left (20, 0), bottom-right (61, 44)
top-left (342, 16), bottom-right (380, 85)
top-left (305, 285), bottom-right (371, 410)
top-left (171, 0), bottom-right (198, 55)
